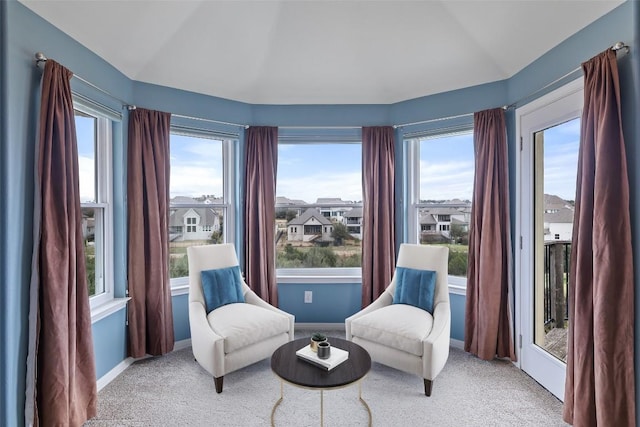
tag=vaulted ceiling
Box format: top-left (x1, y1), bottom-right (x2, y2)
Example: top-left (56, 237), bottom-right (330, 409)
top-left (20, 0), bottom-right (624, 105)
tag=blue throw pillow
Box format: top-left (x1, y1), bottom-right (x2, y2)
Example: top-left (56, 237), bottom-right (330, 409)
top-left (393, 267), bottom-right (437, 314)
top-left (201, 266), bottom-right (245, 314)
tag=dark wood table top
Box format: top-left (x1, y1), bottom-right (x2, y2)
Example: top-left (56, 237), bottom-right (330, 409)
top-left (271, 337), bottom-right (371, 389)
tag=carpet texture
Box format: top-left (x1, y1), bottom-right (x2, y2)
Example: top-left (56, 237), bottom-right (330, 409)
top-left (85, 332), bottom-right (566, 426)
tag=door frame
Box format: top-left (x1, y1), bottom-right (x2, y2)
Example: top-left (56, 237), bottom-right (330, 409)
top-left (514, 77), bottom-right (583, 400)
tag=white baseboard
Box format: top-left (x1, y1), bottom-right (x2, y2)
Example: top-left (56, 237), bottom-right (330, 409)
top-left (97, 358), bottom-right (134, 392)
top-left (450, 338), bottom-right (464, 350)
top-left (295, 323), bottom-right (346, 331)
top-left (174, 338), bottom-right (192, 351)
top-left (97, 339), bottom-right (192, 391)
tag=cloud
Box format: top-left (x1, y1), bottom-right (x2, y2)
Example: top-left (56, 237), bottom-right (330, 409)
top-left (78, 155), bottom-right (95, 202)
top-left (419, 159), bottom-right (474, 200)
top-left (171, 165), bottom-right (223, 198)
top-left (277, 171), bottom-right (362, 203)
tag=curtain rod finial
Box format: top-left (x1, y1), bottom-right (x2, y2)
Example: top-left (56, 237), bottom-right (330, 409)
top-left (35, 52), bottom-right (47, 65)
top-left (612, 41), bottom-right (630, 54)
top-left (127, 105), bottom-right (137, 111)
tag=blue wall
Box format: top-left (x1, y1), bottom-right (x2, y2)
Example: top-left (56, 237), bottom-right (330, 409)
top-left (1, 1), bottom-right (638, 425)
top-left (278, 283), bottom-right (362, 323)
top-left (92, 309), bottom-right (128, 379)
top-left (172, 294), bottom-right (191, 342)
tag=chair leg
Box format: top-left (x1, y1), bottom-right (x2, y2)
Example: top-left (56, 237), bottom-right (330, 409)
top-left (214, 376), bottom-right (224, 393)
top-left (424, 379), bottom-right (433, 397)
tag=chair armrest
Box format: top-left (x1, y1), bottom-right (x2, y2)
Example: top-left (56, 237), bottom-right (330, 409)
top-left (345, 291), bottom-right (393, 340)
top-left (244, 290), bottom-right (295, 341)
top-left (189, 301), bottom-right (225, 377)
top-left (422, 301), bottom-right (451, 380)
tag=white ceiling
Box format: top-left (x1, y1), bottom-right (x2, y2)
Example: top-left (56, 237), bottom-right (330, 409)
top-left (20, 0), bottom-right (624, 105)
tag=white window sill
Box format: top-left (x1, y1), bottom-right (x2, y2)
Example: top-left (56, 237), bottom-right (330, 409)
top-left (91, 297), bottom-right (130, 324)
top-left (277, 268), bottom-right (362, 284)
top-left (171, 273), bottom-right (467, 294)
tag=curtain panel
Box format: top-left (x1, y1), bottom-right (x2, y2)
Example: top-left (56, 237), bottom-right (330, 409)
top-left (361, 126), bottom-right (396, 307)
top-left (464, 108), bottom-right (515, 361)
top-left (244, 126), bottom-right (279, 305)
top-left (127, 108), bottom-right (174, 358)
top-left (26, 59), bottom-right (98, 426)
top-left (563, 49), bottom-right (635, 426)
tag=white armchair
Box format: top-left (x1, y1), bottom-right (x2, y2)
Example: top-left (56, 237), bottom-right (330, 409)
top-left (187, 244), bottom-right (294, 393)
top-left (346, 244), bottom-right (450, 396)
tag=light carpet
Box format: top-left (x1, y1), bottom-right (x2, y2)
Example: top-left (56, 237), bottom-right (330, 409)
top-left (85, 332), bottom-right (566, 426)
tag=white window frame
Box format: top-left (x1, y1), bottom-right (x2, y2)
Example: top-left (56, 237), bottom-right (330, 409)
top-left (275, 140), bottom-right (362, 283)
top-left (74, 102), bottom-right (114, 310)
top-left (169, 128), bottom-right (236, 292)
top-left (405, 128), bottom-right (474, 294)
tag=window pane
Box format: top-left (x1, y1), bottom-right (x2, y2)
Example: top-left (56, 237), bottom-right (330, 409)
top-left (76, 112), bottom-right (97, 203)
top-left (533, 117), bottom-right (579, 362)
top-left (417, 132), bottom-right (474, 278)
top-left (276, 143), bottom-right (362, 268)
top-left (82, 207), bottom-right (104, 296)
top-left (169, 134), bottom-right (226, 279)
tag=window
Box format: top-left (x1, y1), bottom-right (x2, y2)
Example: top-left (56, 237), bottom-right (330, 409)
top-left (75, 106), bottom-right (113, 307)
top-left (276, 142), bottom-right (362, 270)
top-left (407, 130), bottom-right (474, 282)
top-left (169, 130), bottom-right (235, 283)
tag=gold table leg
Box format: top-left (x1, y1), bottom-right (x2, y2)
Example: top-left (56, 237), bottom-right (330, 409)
top-left (270, 381), bottom-right (283, 427)
top-left (271, 379), bottom-right (372, 426)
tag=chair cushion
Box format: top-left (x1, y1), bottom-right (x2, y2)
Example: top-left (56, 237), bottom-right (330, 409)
top-left (207, 303), bottom-right (291, 354)
top-left (393, 267), bottom-right (436, 314)
top-left (201, 266), bottom-right (245, 314)
top-left (350, 304), bottom-right (433, 356)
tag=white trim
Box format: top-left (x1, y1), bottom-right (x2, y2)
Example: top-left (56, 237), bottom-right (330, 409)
top-left (515, 77), bottom-right (582, 400)
top-left (96, 339), bottom-right (193, 391)
top-left (449, 338), bottom-right (464, 350)
top-left (96, 358), bottom-right (134, 392)
top-left (448, 284), bottom-right (466, 296)
top-left (174, 339), bottom-right (192, 351)
top-left (278, 268), bottom-right (362, 284)
top-left (171, 283), bottom-right (189, 296)
top-left (295, 323), bottom-right (346, 331)
top-left (91, 297), bottom-right (129, 324)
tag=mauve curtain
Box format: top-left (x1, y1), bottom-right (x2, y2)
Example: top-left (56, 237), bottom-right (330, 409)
top-left (563, 49), bottom-right (635, 426)
top-left (27, 59), bottom-right (97, 426)
top-left (244, 126), bottom-right (278, 305)
top-left (464, 108), bottom-right (515, 361)
top-left (361, 126), bottom-right (396, 307)
top-left (127, 108), bottom-right (174, 358)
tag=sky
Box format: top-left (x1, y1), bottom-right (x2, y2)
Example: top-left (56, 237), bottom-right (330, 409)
top-left (542, 117), bottom-right (580, 201)
top-left (76, 117), bottom-right (580, 205)
top-left (76, 115), bottom-right (96, 203)
top-left (170, 134), bottom-right (224, 198)
top-left (419, 133), bottom-right (474, 201)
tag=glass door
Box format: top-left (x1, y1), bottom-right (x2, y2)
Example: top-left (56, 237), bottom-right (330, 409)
top-left (517, 79), bottom-right (582, 400)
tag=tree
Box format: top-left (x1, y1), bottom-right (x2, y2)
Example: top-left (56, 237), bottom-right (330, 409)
top-left (450, 224), bottom-right (468, 244)
top-left (331, 222), bottom-right (352, 245)
top-left (286, 210), bottom-right (297, 222)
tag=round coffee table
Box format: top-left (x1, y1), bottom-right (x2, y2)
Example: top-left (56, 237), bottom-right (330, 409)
top-left (270, 337), bottom-right (372, 426)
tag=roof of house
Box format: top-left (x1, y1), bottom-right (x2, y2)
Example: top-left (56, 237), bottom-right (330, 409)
top-left (287, 208), bottom-right (333, 226)
top-left (344, 207), bottom-right (363, 218)
top-left (276, 196), bottom-right (308, 205)
top-left (419, 214), bottom-right (437, 225)
top-left (315, 198), bottom-right (355, 205)
top-left (169, 207), bottom-right (220, 227)
top-left (544, 194), bottom-right (574, 224)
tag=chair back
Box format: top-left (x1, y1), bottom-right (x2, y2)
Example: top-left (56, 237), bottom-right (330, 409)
top-left (389, 243), bottom-right (450, 306)
top-left (187, 243), bottom-right (248, 305)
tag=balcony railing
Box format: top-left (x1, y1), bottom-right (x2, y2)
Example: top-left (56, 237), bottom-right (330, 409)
top-left (543, 241), bottom-right (571, 329)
